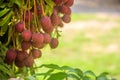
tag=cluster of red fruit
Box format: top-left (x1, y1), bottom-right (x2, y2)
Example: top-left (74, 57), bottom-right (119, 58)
top-left (4, 0), bottom-right (74, 68)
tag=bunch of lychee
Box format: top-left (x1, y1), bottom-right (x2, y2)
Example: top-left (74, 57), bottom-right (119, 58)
top-left (4, 0), bottom-right (74, 68)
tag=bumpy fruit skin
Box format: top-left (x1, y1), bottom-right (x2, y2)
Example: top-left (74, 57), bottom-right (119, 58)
top-left (62, 14), bottom-right (71, 23)
top-left (59, 5), bottom-right (71, 15)
top-left (15, 21), bottom-right (24, 33)
top-left (21, 30), bottom-right (32, 41)
top-left (32, 42), bottom-right (45, 49)
top-left (65, 0), bottom-right (74, 7)
top-left (32, 33), bottom-right (44, 43)
top-left (43, 33), bottom-right (51, 44)
top-left (24, 11), bottom-right (33, 22)
top-left (31, 49), bottom-right (42, 59)
top-left (42, 26), bottom-right (54, 34)
top-left (49, 38), bottom-right (59, 49)
top-left (15, 60), bottom-right (25, 68)
top-left (24, 55), bottom-right (34, 67)
top-left (4, 48), bottom-right (17, 65)
top-left (21, 41), bottom-right (31, 51)
top-left (51, 10), bottom-right (59, 26)
top-left (40, 16), bottom-right (52, 29)
top-left (16, 50), bottom-right (28, 62)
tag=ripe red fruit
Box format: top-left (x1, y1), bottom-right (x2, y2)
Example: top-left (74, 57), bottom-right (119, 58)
top-left (32, 42), bottom-right (45, 49)
top-left (49, 38), bottom-right (59, 49)
top-left (4, 48), bottom-right (17, 65)
top-left (21, 30), bottom-right (32, 41)
top-left (59, 5), bottom-right (71, 15)
top-left (65, 0), bottom-right (74, 7)
top-left (51, 10), bottom-right (59, 26)
top-left (15, 60), bottom-right (25, 68)
top-left (15, 21), bottom-right (24, 33)
top-left (32, 33), bottom-right (44, 43)
top-left (24, 11), bottom-right (33, 22)
top-left (62, 14), bottom-right (71, 23)
top-left (16, 50), bottom-right (28, 62)
top-left (31, 49), bottom-right (42, 59)
top-left (40, 16), bottom-right (52, 29)
top-left (24, 55), bottom-right (34, 67)
top-left (21, 41), bottom-right (31, 51)
top-left (43, 33), bottom-right (51, 44)
top-left (53, 0), bottom-right (63, 5)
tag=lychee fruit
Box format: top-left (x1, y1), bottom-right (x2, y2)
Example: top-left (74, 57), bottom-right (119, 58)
top-left (62, 14), bottom-right (71, 23)
top-left (42, 26), bottom-right (54, 34)
top-left (32, 42), bottom-right (45, 49)
top-left (49, 38), bottom-right (59, 49)
top-left (21, 30), bottom-right (32, 41)
top-left (21, 41), bottom-right (31, 51)
top-left (32, 33), bottom-right (44, 43)
top-left (65, 0), bottom-right (74, 7)
top-left (59, 5), bottom-right (71, 15)
top-left (40, 16), bottom-right (52, 29)
top-left (36, 4), bottom-right (43, 16)
top-left (51, 11), bottom-right (59, 26)
top-left (43, 33), bottom-right (51, 44)
top-left (4, 48), bottom-right (17, 65)
top-left (15, 60), bottom-right (25, 68)
top-left (31, 49), bottom-right (42, 59)
top-left (24, 55), bottom-right (34, 67)
top-left (15, 21), bottom-right (24, 33)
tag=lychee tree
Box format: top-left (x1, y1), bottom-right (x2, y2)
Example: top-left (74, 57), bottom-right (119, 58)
top-left (0, 0), bottom-right (115, 80)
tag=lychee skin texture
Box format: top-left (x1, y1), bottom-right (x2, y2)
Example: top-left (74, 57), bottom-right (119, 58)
top-left (16, 50), bottom-right (28, 62)
top-left (59, 5), bottom-right (71, 15)
top-left (15, 60), bottom-right (25, 68)
top-left (4, 48), bottom-right (17, 65)
top-left (21, 30), bottom-right (32, 41)
top-left (51, 11), bottom-right (59, 26)
top-left (32, 33), bottom-right (44, 43)
top-left (43, 33), bottom-right (51, 44)
top-left (32, 42), bottom-right (45, 49)
top-left (49, 38), bottom-right (59, 49)
top-left (21, 41), bottom-right (31, 51)
top-left (40, 16), bottom-right (52, 29)
top-left (65, 0), bottom-right (74, 7)
top-left (62, 14), bottom-right (71, 23)
top-left (24, 55), bottom-right (34, 67)
top-left (31, 49), bottom-right (42, 59)
top-left (15, 21), bottom-right (24, 33)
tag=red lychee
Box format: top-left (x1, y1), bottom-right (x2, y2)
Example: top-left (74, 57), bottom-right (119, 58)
top-left (40, 16), bottom-right (52, 29)
top-left (24, 11), bottom-right (33, 22)
top-left (43, 33), bottom-right (51, 44)
top-left (31, 49), bottom-right (42, 59)
top-left (15, 60), bottom-right (25, 68)
top-left (32, 42), bottom-right (45, 49)
top-left (4, 48), bottom-right (17, 65)
top-left (15, 21), bottom-right (24, 33)
top-left (51, 10), bottom-right (59, 26)
top-left (62, 14), bottom-right (71, 23)
top-left (59, 5), bottom-right (71, 15)
top-left (65, 0), bottom-right (74, 7)
top-left (24, 55), bottom-right (34, 67)
top-left (21, 30), bottom-right (32, 41)
top-left (32, 33), bottom-right (44, 43)
top-left (21, 41), bottom-right (31, 51)
top-left (49, 38), bottom-right (59, 49)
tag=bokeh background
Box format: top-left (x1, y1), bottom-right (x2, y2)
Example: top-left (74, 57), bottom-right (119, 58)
top-left (37, 0), bottom-right (120, 79)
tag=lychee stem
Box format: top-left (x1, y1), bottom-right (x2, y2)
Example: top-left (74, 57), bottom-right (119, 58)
top-left (28, 0), bottom-right (31, 30)
top-left (40, 0), bottom-right (45, 16)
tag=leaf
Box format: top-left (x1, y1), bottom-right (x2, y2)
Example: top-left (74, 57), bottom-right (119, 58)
top-left (67, 73), bottom-right (80, 80)
top-left (43, 69), bottom-right (54, 79)
top-left (45, 0), bottom-right (55, 8)
top-left (0, 8), bottom-right (10, 17)
top-left (40, 64), bottom-right (61, 70)
top-left (26, 76), bottom-right (36, 80)
top-left (0, 10), bottom-right (13, 26)
top-left (10, 0), bottom-right (22, 8)
top-left (96, 72), bottom-right (109, 80)
top-left (74, 68), bottom-right (83, 78)
top-left (47, 72), bottom-right (67, 80)
top-left (83, 76), bottom-right (91, 80)
top-left (84, 70), bottom-right (96, 80)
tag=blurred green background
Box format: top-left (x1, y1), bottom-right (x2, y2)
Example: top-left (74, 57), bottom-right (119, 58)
top-left (35, 13), bottom-right (120, 79)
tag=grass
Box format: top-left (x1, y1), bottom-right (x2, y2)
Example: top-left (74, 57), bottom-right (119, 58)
top-left (36, 13), bottom-right (120, 79)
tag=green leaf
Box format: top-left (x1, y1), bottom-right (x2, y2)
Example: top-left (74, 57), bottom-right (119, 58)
top-left (43, 69), bottom-right (54, 79)
top-left (74, 68), bottom-right (83, 78)
top-left (26, 76), bottom-right (36, 80)
top-left (0, 8), bottom-right (10, 17)
top-left (10, 0), bottom-right (22, 8)
top-left (0, 10), bottom-right (13, 26)
top-left (0, 64), bottom-right (13, 77)
top-left (67, 73), bottom-right (80, 80)
top-left (45, 0), bottom-right (55, 8)
top-left (83, 76), bottom-right (91, 80)
top-left (40, 64), bottom-right (61, 70)
top-left (84, 71), bottom-right (96, 80)
top-left (47, 72), bottom-right (67, 80)
top-left (97, 72), bottom-right (109, 80)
